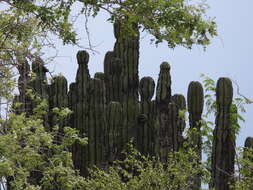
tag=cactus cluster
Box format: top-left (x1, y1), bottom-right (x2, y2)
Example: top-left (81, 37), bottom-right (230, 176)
top-left (14, 22), bottom-right (247, 190)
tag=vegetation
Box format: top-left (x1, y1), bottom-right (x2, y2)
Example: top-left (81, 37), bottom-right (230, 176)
top-left (0, 0), bottom-right (253, 190)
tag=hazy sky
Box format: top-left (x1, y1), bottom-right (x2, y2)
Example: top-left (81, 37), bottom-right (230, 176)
top-left (46, 0), bottom-right (253, 147)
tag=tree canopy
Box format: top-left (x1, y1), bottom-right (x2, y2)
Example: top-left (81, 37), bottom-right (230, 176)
top-left (0, 0), bottom-right (216, 62)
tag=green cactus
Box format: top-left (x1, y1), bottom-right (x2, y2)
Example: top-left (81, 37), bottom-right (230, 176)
top-left (94, 72), bottom-right (105, 81)
top-left (211, 77), bottom-right (235, 190)
top-left (105, 102), bottom-right (123, 163)
top-left (243, 137), bottom-right (253, 188)
top-left (156, 103), bottom-right (179, 162)
top-left (156, 62), bottom-right (171, 108)
top-left (49, 76), bottom-right (68, 133)
top-left (15, 58), bottom-right (32, 114)
top-left (69, 50), bottom-right (91, 176)
top-left (31, 57), bottom-right (49, 99)
top-left (112, 22), bottom-right (140, 146)
top-left (103, 51), bottom-right (123, 103)
top-left (138, 77), bottom-right (155, 155)
top-left (87, 78), bottom-right (106, 167)
top-left (187, 81), bottom-right (204, 190)
top-left (172, 94), bottom-right (186, 139)
top-left (113, 21), bottom-right (139, 102)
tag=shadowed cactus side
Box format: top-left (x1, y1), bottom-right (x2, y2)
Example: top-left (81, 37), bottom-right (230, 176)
top-left (105, 102), bottom-right (123, 163)
top-left (156, 62), bottom-right (171, 109)
top-left (172, 94), bottom-right (186, 145)
top-left (14, 58), bottom-right (32, 114)
top-left (69, 50), bottom-right (91, 176)
top-left (113, 22), bottom-right (140, 146)
top-left (104, 51), bottom-right (123, 103)
top-left (138, 77), bottom-right (155, 155)
top-left (31, 58), bottom-right (49, 99)
top-left (211, 77), bottom-right (235, 190)
top-left (187, 81), bottom-right (204, 190)
top-left (154, 62), bottom-right (180, 161)
top-left (49, 76), bottom-right (68, 135)
top-left (86, 78), bottom-right (106, 167)
top-left (243, 137), bottom-right (253, 187)
top-left (113, 22), bottom-right (139, 102)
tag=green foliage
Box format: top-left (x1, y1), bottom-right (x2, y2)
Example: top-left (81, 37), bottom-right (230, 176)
top-left (229, 146), bottom-right (253, 190)
top-left (1, 0), bottom-right (216, 52)
top-left (0, 65), bottom-right (15, 104)
top-left (84, 0), bottom-right (217, 48)
top-left (199, 74), bottom-right (253, 184)
top-left (0, 97), bottom-right (87, 189)
top-left (83, 142), bottom-right (209, 190)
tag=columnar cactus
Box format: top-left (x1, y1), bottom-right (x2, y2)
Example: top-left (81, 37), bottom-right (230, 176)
top-left (243, 137), bottom-right (253, 182)
top-left (113, 22), bottom-right (139, 102)
top-left (69, 50), bottom-right (90, 176)
top-left (211, 77), bottom-right (235, 190)
top-left (172, 94), bottom-right (186, 141)
top-left (86, 78), bottom-right (106, 167)
top-left (103, 51), bottom-right (123, 103)
top-left (112, 22), bottom-right (140, 145)
top-left (105, 101), bottom-right (123, 163)
top-left (49, 76), bottom-right (68, 132)
top-left (138, 77), bottom-right (155, 155)
top-left (156, 103), bottom-right (179, 162)
top-left (154, 62), bottom-right (181, 161)
top-left (15, 58), bottom-right (31, 114)
top-left (156, 62), bottom-right (171, 109)
top-left (31, 57), bottom-right (49, 99)
top-left (187, 81), bottom-right (204, 189)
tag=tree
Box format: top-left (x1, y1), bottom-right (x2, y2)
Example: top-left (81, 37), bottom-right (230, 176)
top-left (0, 0), bottom-right (217, 62)
top-left (0, 96), bottom-right (88, 189)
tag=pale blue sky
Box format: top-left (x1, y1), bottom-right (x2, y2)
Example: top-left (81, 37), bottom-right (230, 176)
top-left (46, 0), bottom-right (253, 147)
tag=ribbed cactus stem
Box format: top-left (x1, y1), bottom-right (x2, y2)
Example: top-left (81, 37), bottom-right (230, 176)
top-left (211, 77), bottom-right (235, 190)
top-left (172, 94), bottom-right (186, 138)
top-left (156, 62), bottom-right (171, 109)
top-left (110, 21), bottom-right (140, 152)
top-left (31, 57), bottom-right (49, 99)
top-left (49, 76), bottom-right (68, 131)
top-left (70, 50), bottom-right (91, 176)
top-left (154, 62), bottom-right (173, 160)
top-left (15, 58), bottom-right (31, 114)
top-left (187, 81), bottom-right (204, 190)
top-left (243, 137), bottom-right (253, 186)
top-left (87, 78), bottom-right (106, 167)
top-left (187, 81), bottom-right (204, 152)
top-left (76, 50), bottom-right (90, 96)
top-left (138, 77), bottom-right (155, 155)
top-left (104, 51), bottom-right (123, 103)
top-left (158, 103), bottom-right (179, 162)
top-left (113, 21), bottom-right (139, 102)
top-left (105, 102), bottom-right (123, 163)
